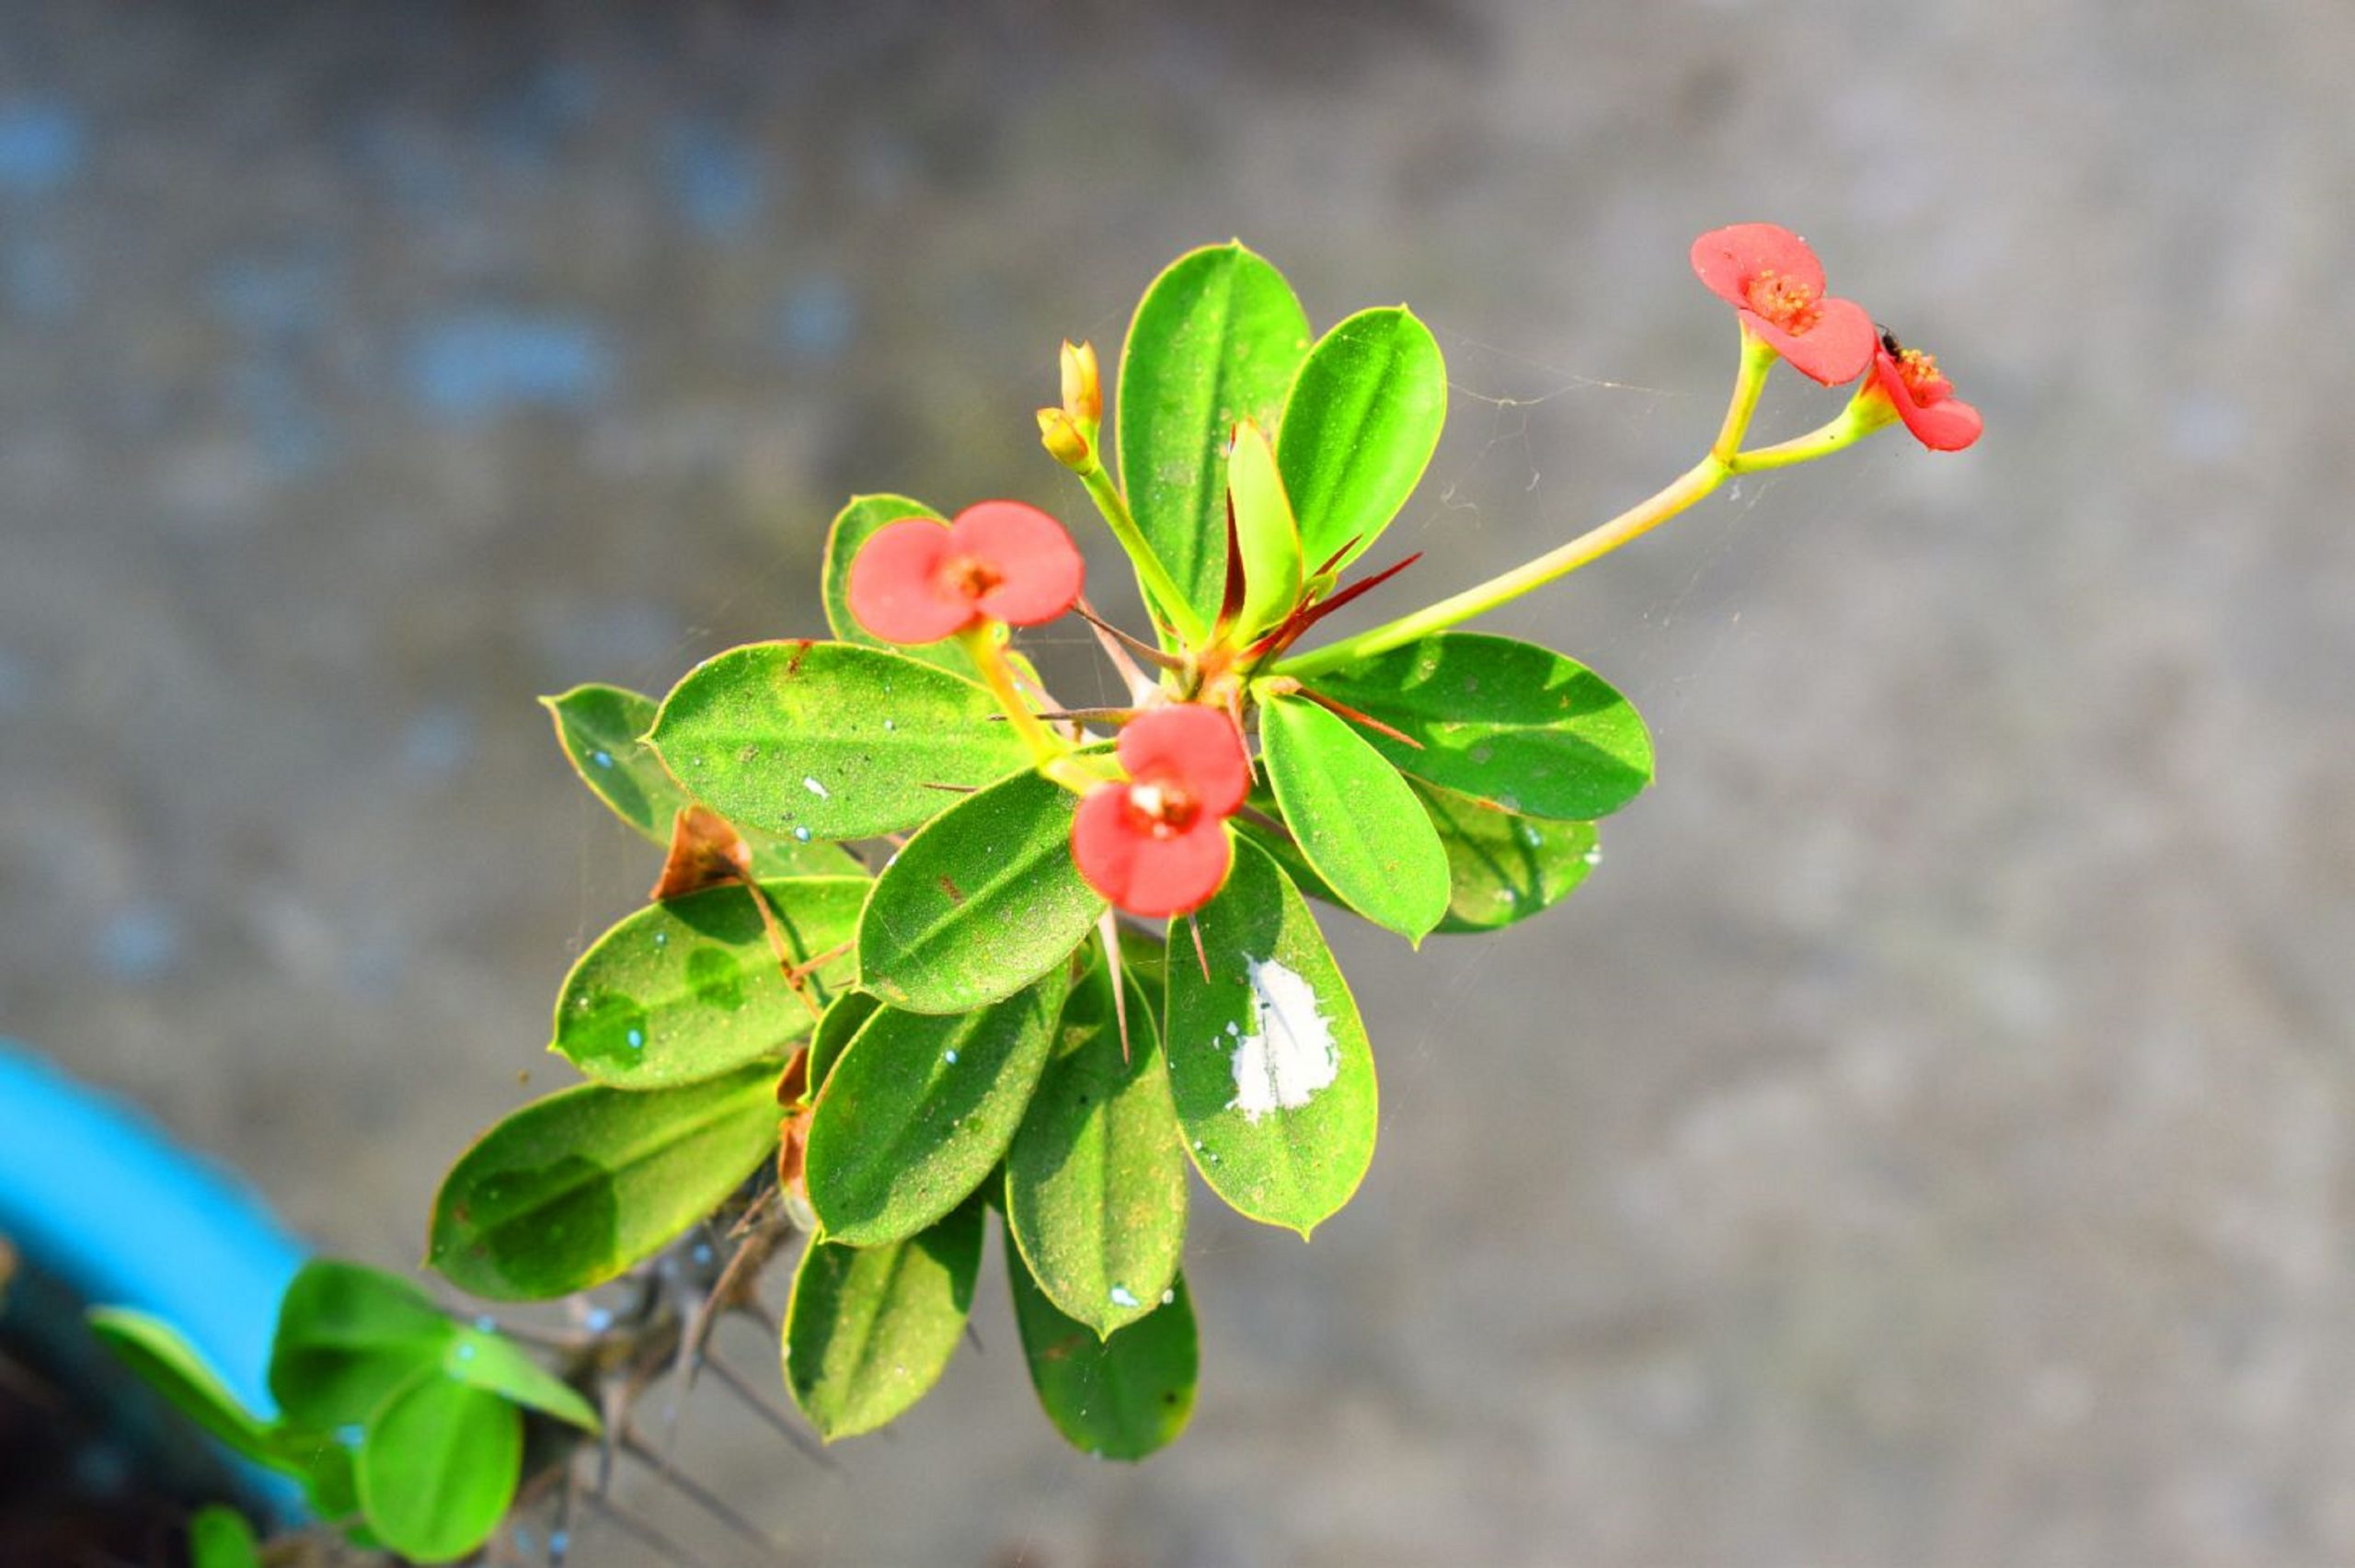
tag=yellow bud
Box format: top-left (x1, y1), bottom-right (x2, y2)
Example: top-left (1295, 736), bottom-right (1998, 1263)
top-left (1060, 340), bottom-right (1101, 425)
top-left (1037, 406), bottom-right (1092, 470)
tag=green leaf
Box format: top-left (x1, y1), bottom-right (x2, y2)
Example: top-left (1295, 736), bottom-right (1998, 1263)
top-left (1116, 242), bottom-right (1312, 633)
top-left (541, 683), bottom-right (862, 877)
top-left (1304, 632), bottom-right (1653, 820)
top-left (1419, 780), bottom-right (1600, 933)
top-left (1005, 954), bottom-right (1186, 1337)
top-left (429, 1063), bottom-right (782, 1300)
top-left (1227, 418), bottom-right (1304, 639)
top-left (649, 641), bottom-right (1028, 842)
top-left (1005, 1236), bottom-right (1197, 1460)
top-left (188, 1505), bottom-right (263, 1568)
top-left (357, 1368), bottom-right (522, 1564)
top-left (268, 1261), bottom-right (454, 1430)
top-left (805, 970), bottom-right (1068, 1247)
top-left (857, 768), bottom-right (1102, 1015)
top-left (808, 990), bottom-right (879, 1096)
top-left (1276, 306), bottom-right (1447, 578)
top-left (442, 1328), bottom-right (601, 1433)
top-left (553, 876), bottom-right (864, 1088)
top-left (782, 1198), bottom-right (983, 1440)
top-left (86, 1309), bottom-right (279, 1467)
top-left (1259, 694), bottom-right (1451, 943)
top-left (1163, 837), bottom-right (1376, 1237)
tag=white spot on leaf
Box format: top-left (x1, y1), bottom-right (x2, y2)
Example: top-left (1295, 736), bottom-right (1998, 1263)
top-left (802, 776), bottom-right (830, 798)
top-left (1226, 956), bottom-right (1338, 1123)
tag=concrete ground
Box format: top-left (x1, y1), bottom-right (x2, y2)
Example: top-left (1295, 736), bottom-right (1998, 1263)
top-left (5, 2), bottom-right (2353, 1562)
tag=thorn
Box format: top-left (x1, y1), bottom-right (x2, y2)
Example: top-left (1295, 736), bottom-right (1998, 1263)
top-left (1098, 909), bottom-right (1134, 1065)
top-left (1293, 687), bottom-right (1423, 749)
top-left (1188, 913), bottom-right (1211, 983)
top-left (1215, 489), bottom-right (1247, 634)
top-left (917, 780), bottom-right (980, 793)
top-left (1073, 597), bottom-right (1186, 671)
top-left (1312, 533), bottom-right (1363, 578)
top-left (579, 1490), bottom-right (718, 1568)
top-left (1231, 802), bottom-right (1293, 842)
top-left (987, 706), bottom-right (1138, 724)
top-left (703, 1353), bottom-right (835, 1470)
top-left (620, 1430), bottom-right (777, 1552)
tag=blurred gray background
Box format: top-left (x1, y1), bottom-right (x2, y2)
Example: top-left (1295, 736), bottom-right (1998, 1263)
top-left (5, 2), bottom-right (2352, 1562)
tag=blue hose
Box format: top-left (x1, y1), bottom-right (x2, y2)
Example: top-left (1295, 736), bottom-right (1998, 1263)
top-left (0, 1039), bottom-right (306, 1419)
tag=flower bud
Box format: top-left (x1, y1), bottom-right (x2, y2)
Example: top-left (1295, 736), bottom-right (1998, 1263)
top-left (1060, 339), bottom-right (1101, 426)
top-left (1037, 406), bottom-right (1093, 471)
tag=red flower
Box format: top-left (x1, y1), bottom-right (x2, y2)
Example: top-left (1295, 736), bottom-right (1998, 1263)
top-left (1866, 329), bottom-right (1983, 452)
top-left (1072, 705), bottom-right (1250, 918)
top-left (1691, 223), bottom-right (1876, 385)
top-left (846, 501), bottom-right (1085, 645)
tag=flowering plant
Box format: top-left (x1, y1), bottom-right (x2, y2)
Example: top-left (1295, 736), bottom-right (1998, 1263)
top-left (98, 227), bottom-right (1976, 1562)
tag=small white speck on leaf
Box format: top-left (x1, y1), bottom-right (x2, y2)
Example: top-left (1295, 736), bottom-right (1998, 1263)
top-left (802, 776), bottom-right (830, 798)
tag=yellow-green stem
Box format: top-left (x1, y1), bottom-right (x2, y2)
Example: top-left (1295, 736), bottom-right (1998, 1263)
top-left (1274, 456), bottom-right (1729, 678)
top-left (1730, 392), bottom-right (1892, 473)
top-left (958, 624), bottom-right (1092, 791)
top-left (1713, 324), bottom-right (1779, 462)
top-left (1075, 461), bottom-right (1208, 647)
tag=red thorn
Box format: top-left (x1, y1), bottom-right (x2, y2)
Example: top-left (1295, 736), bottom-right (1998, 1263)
top-left (1313, 534), bottom-right (1364, 578)
top-left (1188, 912), bottom-right (1212, 983)
top-left (1296, 687), bottom-right (1423, 749)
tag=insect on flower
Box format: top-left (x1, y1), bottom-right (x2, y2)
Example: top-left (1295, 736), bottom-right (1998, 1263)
top-left (1864, 326), bottom-right (1983, 452)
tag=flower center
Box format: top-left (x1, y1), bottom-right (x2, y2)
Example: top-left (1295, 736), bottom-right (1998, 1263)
top-left (939, 553), bottom-right (1005, 601)
top-left (1743, 269), bottom-right (1821, 333)
top-left (1892, 347), bottom-right (1950, 405)
top-left (1123, 775), bottom-right (1201, 839)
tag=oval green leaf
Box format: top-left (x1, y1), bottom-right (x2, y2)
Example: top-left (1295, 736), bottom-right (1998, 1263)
top-left (1418, 779), bottom-right (1600, 933)
top-left (1303, 632), bottom-right (1652, 820)
top-left (442, 1327), bottom-right (602, 1433)
top-left (782, 1197), bottom-right (983, 1441)
top-left (1227, 418), bottom-right (1304, 640)
top-left (649, 641), bottom-right (1028, 841)
top-left (805, 971), bottom-right (1068, 1247)
top-left (541, 683), bottom-right (862, 877)
top-left (189, 1505), bottom-right (264, 1568)
top-left (268, 1261), bottom-right (455, 1430)
top-left (1163, 837), bottom-right (1376, 1237)
top-left (1276, 306), bottom-right (1446, 577)
top-left (553, 876), bottom-right (865, 1088)
top-left (1260, 694), bottom-right (1450, 943)
top-left (807, 990), bottom-right (880, 1097)
top-left (1006, 954), bottom-right (1187, 1337)
top-left (87, 1309), bottom-right (279, 1467)
top-left (357, 1368), bottom-right (522, 1564)
top-left (857, 768), bottom-right (1103, 1015)
top-left (1006, 1236), bottom-right (1197, 1461)
top-left (428, 1063), bottom-right (782, 1300)
top-left (1116, 242), bottom-right (1312, 634)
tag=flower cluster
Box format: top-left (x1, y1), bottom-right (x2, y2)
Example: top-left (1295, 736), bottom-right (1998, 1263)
top-left (1692, 222), bottom-right (1982, 451)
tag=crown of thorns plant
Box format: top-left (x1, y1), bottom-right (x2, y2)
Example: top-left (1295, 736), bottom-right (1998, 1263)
top-left (95, 226), bottom-right (1977, 1564)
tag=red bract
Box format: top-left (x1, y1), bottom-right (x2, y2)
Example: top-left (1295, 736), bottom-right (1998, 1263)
top-left (1691, 223), bottom-right (1876, 385)
top-left (1867, 331), bottom-right (1983, 452)
top-left (846, 500), bottom-right (1085, 645)
top-left (1072, 705), bottom-right (1250, 919)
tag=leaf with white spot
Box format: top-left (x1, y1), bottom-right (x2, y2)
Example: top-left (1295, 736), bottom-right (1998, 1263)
top-left (1163, 837), bottom-right (1376, 1237)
